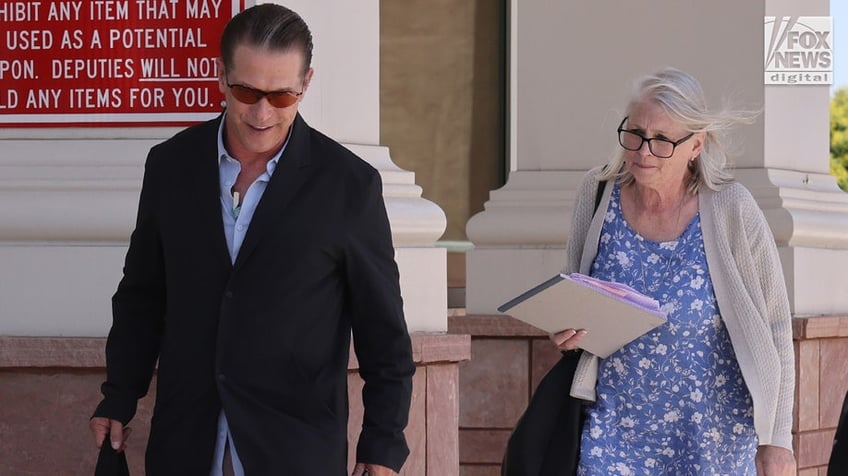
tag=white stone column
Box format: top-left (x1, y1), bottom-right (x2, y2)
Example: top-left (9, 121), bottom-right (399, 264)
top-left (291, 0), bottom-right (448, 331)
top-left (467, 0), bottom-right (848, 317)
top-left (0, 0), bottom-right (447, 336)
top-left (755, 0), bottom-right (848, 315)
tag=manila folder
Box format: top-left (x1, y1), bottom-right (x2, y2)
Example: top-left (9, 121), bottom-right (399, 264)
top-left (497, 274), bottom-right (667, 358)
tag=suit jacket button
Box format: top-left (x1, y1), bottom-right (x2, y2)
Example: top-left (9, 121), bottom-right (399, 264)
top-left (224, 290), bottom-right (233, 299)
top-left (218, 373), bottom-right (226, 382)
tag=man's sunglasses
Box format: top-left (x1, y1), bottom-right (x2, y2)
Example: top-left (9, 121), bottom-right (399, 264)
top-left (226, 81), bottom-right (303, 108)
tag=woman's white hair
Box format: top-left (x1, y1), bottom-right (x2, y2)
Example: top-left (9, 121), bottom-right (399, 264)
top-left (599, 67), bottom-right (760, 193)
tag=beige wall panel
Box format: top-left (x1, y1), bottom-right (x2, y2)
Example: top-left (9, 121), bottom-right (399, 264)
top-left (513, 0), bottom-right (765, 171)
top-left (381, 0), bottom-right (502, 241)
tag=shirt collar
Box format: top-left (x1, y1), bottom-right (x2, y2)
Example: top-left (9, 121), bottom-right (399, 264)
top-left (216, 112), bottom-right (289, 174)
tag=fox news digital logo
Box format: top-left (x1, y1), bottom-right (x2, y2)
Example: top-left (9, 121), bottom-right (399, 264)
top-left (764, 16), bottom-right (832, 85)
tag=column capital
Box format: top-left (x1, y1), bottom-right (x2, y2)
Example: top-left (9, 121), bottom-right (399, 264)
top-left (465, 170), bottom-right (581, 314)
top-left (344, 144), bottom-right (446, 247)
top-left (466, 170), bottom-right (584, 246)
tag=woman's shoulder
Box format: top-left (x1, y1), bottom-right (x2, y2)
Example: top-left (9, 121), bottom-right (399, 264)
top-left (704, 181), bottom-right (768, 227)
top-left (578, 165), bottom-right (609, 190)
top-left (706, 181), bottom-right (757, 208)
top-left (587, 164), bottom-right (609, 179)
top-left (573, 165), bottom-right (612, 209)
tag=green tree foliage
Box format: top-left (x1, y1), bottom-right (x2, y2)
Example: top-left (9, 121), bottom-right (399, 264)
top-left (831, 87), bottom-right (848, 192)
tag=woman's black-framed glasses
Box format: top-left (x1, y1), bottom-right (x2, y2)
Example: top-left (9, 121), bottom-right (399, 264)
top-left (226, 81), bottom-right (303, 108)
top-left (617, 116), bottom-right (695, 159)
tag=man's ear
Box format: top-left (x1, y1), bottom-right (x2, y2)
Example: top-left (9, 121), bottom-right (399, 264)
top-left (301, 68), bottom-right (315, 94)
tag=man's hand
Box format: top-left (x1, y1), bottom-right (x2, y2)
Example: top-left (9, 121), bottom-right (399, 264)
top-left (351, 462), bottom-right (397, 476)
top-left (89, 417), bottom-right (131, 452)
top-left (755, 445), bottom-right (795, 476)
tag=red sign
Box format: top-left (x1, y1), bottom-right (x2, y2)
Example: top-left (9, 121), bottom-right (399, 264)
top-left (0, 0), bottom-right (246, 127)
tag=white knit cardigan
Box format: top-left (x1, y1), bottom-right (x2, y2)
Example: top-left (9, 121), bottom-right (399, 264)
top-left (564, 166), bottom-right (795, 451)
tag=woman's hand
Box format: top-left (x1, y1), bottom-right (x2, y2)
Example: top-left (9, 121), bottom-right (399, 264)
top-left (549, 328), bottom-right (587, 352)
top-left (755, 445), bottom-right (795, 476)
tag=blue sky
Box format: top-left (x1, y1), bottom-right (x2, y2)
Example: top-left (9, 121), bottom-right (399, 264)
top-left (833, 0), bottom-right (848, 91)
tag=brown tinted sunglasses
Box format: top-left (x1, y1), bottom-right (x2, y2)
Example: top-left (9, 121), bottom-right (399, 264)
top-left (226, 82), bottom-right (303, 108)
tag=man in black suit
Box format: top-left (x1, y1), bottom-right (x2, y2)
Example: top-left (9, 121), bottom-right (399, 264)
top-left (89, 4), bottom-right (414, 475)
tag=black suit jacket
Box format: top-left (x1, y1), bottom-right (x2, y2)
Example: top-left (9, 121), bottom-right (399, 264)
top-left (94, 114), bottom-right (414, 475)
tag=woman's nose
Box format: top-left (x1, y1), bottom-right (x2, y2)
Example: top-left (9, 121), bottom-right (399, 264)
top-left (638, 140), bottom-right (653, 157)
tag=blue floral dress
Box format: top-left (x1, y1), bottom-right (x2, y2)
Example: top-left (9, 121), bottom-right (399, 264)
top-left (576, 184), bottom-right (757, 475)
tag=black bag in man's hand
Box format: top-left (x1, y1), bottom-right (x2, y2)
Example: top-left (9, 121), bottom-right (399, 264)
top-left (94, 438), bottom-right (129, 476)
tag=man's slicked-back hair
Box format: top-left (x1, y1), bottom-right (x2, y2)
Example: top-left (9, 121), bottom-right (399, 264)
top-left (220, 4), bottom-right (314, 77)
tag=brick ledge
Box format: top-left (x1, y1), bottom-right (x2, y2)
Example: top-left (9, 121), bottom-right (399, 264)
top-left (453, 313), bottom-right (848, 340)
top-left (792, 315), bottom-right (848, 339)
top-left (0, 332), bottom-right (471, 368)
top-left (449, 314), bottom-right (549, 337)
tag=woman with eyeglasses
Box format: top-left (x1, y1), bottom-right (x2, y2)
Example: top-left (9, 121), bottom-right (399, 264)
top-left (550, 67), bottom-right (796, 475)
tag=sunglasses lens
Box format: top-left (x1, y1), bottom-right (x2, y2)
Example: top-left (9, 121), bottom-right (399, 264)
top-left (230, 85), bottom-right (262, 105)
top-left (267, 92), bottom-right (299, 108)
top-left (228, 83), bottom-right (300, 108)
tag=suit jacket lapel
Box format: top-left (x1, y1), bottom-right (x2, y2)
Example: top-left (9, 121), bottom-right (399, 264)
top-left (233, 114), bottom-right (314, 271)
top-left (190, 115), bottom-right (234, 271)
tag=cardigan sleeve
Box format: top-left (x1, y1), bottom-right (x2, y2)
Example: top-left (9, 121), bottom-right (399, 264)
top-left (704, 183), bottom-right (795, 451)
top-left (738, 188), bottom-right (795, 450)
top-left (565, 166), bottom-right (609, 401)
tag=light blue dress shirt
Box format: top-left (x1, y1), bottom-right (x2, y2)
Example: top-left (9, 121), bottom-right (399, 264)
top-left (210, 117), bottom-right (287, 476)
